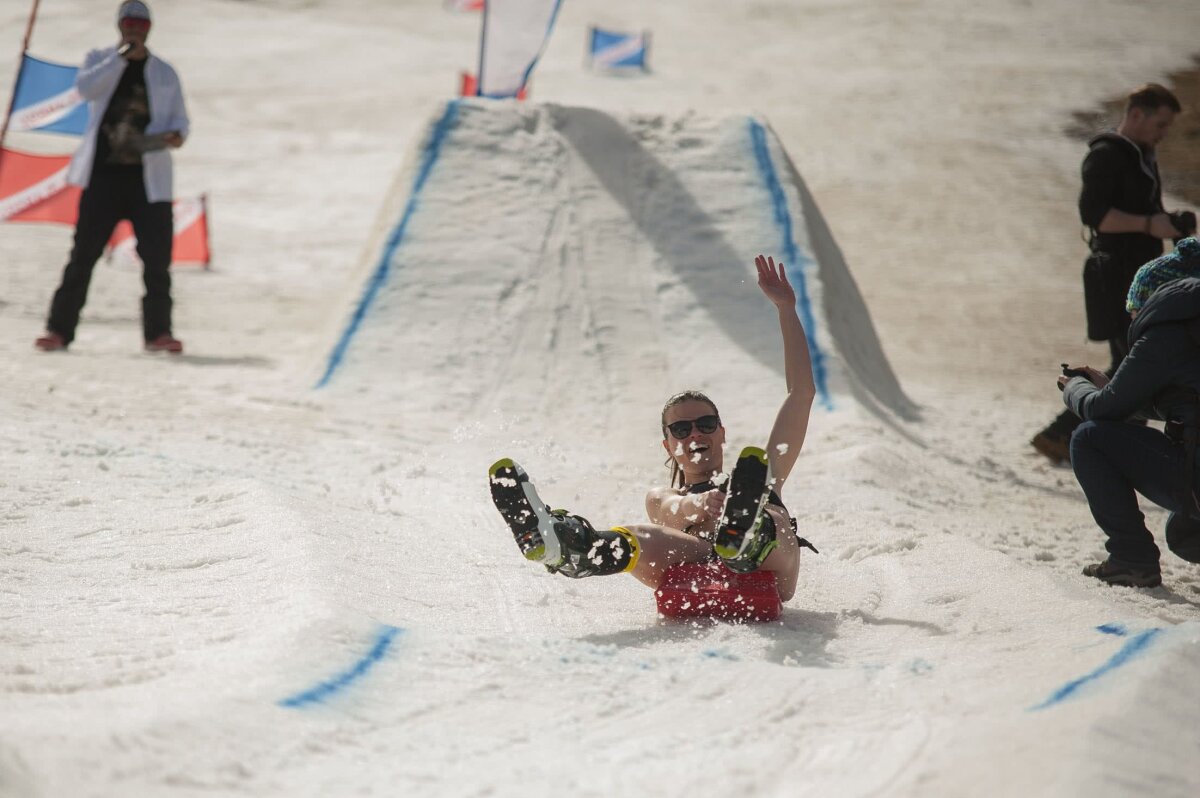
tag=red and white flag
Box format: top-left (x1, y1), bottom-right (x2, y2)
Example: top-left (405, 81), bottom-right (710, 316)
top-left (0, 146), bottom-right (211, 267)
top-left (0, 147), bottom-right (79, 223)
top-left (109, 194), bottom-right (210, 267)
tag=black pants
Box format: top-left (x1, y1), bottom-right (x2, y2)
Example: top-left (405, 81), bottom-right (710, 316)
top-left (1071, 420), bottom-right (1200, 568)
top-left (47, 168), bottom-right (173, 344)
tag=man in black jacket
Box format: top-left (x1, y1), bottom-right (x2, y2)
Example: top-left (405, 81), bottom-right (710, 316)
top-left (1033, 83), bottom-right (1195, 464)
top-left (1062, 264), bottom-right (1200, 588)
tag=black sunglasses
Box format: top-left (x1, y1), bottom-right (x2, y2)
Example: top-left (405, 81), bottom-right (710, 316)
top-left (665, 414), bottom-right (721, 440)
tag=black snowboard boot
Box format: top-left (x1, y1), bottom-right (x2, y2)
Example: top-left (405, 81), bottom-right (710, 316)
top-left (488, 458), bottom-right (638, 578)
top-left (712, 446), bottom-right (778, 573)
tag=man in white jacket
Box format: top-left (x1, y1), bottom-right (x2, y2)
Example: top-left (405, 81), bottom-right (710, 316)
top-left (35, 0), bottom-right (190, 354)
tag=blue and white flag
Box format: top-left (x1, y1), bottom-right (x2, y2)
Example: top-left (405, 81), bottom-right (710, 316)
top-left (9, 54), bottom-right (87, 136)
top-left (477, 0), bottom-right (564, 98)
top-left (588, 27), bottom-right (649, 71)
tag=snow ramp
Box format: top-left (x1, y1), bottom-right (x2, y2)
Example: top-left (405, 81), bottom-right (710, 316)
top-left (317, 100), bottom-right (916, 438)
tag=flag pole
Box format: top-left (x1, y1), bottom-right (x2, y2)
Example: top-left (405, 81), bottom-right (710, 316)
top-left (0, 0), bottom-right (43, 178)
top-left (474, 0), bottom-right (487, 96)
top-left (18, 0), bottom-right (40, 53)
top-left (201, 192), bottom-right (212, 270)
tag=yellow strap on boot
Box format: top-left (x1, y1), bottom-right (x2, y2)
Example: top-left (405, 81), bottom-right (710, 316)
top-left (610, 526), bottom-right (641, 572)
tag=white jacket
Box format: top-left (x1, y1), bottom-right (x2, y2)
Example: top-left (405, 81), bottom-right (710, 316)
top-left (66, 46), bottom-right (189, 203)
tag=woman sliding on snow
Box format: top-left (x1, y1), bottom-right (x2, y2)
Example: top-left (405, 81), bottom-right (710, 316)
top-left (487, 254), bottom-right (817, 602)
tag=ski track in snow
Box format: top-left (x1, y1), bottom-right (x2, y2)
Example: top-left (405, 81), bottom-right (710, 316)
top-left (2, 1), bottom-right (1200, 796)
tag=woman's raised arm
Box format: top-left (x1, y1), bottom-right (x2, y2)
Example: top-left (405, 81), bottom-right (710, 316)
top-left (755, 255), bottom-right (816, 489)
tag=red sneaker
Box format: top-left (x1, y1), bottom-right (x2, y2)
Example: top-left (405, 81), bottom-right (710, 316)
top-left (34, 331), bottom-right (67, 352)
top-left (145, 334), bottom-right (184, 354)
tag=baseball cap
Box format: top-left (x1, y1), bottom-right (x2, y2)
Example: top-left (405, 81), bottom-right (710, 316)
top-left (117, 1), bottom-right (152, 23)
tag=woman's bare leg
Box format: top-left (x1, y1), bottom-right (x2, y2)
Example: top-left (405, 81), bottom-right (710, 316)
top-left (618, 510), bottom-right (800, 598)
top-left (616, 524), bottom-right (713, 589)
top-left (759, 507), bottom-right (800, 601)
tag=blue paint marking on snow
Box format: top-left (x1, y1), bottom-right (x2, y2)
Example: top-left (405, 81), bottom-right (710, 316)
top-left (278, 625), bottom-right (403, 709)
top-left (315, 101), bottom-right (462, 388)
top-left (749, 119), bottom-right (832, 411)
top-left (908, 658), bottom-right (934, 676)
top-left (1031, 627), bottom-right (1163, 711)
top-left (1096, 623), bottom-right (1128, 637)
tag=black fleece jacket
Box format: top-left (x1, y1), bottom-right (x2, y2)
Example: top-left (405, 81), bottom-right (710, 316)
top-left (1078, 131), bottom-right (1164, 269)
top-left (1064, 277), bottom-right (1200, 426)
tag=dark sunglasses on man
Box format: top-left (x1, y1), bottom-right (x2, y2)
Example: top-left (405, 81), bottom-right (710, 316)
top-left (665, 415), bottom-right (721, 440)
top-left (120, 17), bottom-right (151, 33)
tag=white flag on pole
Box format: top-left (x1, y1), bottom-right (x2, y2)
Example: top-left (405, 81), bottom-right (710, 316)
top-left (477, 0), bottom-right (564, 98)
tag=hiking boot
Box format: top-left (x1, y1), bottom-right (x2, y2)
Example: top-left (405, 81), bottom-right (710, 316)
top-left (1031, 430), bottom-right (1070, 465)
top-left (487, 458), bottom-right (636, 578)
top-left (543, 510), bottom-right (623, 578)
top-left (488, 458), bottom-right (558, 562)
top-left (713, 446), bottom-right (778, 573)
top-left (1082, 559), bottom-right (1162, 588)
top-left (145, 334), bottom-right (184, 354)
top-left (34, 331), bottom-right (67, 352)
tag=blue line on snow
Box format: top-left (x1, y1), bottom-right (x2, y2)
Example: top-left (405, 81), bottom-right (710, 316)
top-left (1031, 627), bottom-right (1162, 710)
top-left (315, 101), bottom-right (462, 388)
top-left (748, 120), bottom-right (833, 410)
top-left (1096, 623), bottom-right (1128, 637)
top-left (279, 625), bottom-right (403, 708)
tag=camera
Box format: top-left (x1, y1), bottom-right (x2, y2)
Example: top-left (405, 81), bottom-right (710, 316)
top-left (1169, 210), bottom-right (1197, 238)
top-left (1059, 363), bottom-right (1091, 392)
top-left (1061, 363), bottom-right (1090, 380)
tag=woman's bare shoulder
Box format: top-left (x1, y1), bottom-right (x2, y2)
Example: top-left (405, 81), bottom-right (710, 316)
top-left (644, 485), bottom-right (685, 522)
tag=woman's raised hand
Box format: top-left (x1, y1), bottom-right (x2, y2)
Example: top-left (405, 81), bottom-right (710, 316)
top-left (698, 488), bottom-right (725, 521)
top-left (755, 254), bottom-right (795, 309)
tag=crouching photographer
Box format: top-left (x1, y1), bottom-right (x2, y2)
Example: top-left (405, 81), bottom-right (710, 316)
top-left (1059, 237), bottom-right (1200, 587)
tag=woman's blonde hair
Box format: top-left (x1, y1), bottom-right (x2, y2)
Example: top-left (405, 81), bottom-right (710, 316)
top-left (660, 390), bottom-right (720, 489)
